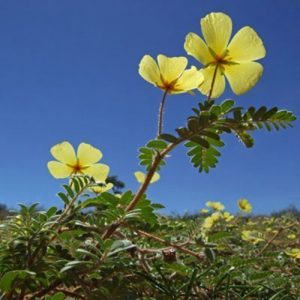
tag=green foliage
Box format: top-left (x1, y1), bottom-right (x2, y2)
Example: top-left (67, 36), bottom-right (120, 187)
top-left (138, 139), bottom-right (168, 171)
top-left (0, 98), bottom-right (296, 299)
top-left (159, 100), bottom-right (298, 173)
top-left (1, 187), bottom-right (299, 299)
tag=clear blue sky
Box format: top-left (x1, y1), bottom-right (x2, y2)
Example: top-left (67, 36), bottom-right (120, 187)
top-left (0, 0), bottom-right (299, 214)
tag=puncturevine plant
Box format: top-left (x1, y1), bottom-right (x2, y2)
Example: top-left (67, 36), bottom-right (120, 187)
top-left (0, 12), bottom-right (298, 300)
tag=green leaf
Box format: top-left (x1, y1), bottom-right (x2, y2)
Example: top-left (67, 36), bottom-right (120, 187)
top-left (45, 292), bottom-right (65, 300)
top-left (204, 247), bottom-right (215, 262)
top-left (220, 99), bottom-right (235, 113)
top-left (0, 270), bottom-right (36, 292)
top-left (62, 184), bottom-right (74, 198)
top-left (159, 133), bottom-right (178, 143)
top-left (185, 141), bottom-right (221, 173)
top-left (190, 136), bottom-right (210, 148)
top-left (176, 127), bottom-right (190, 138)
top-left (109, 240), bottom-right (136, 256)
top-left (57, 192), bottom-right (69, 205)
top-left (210, 105), bottom-right (222, 116)
top-left (233, 130), bottom-right (254, 148)
top-left (147, 140), bottom-right (168, 149)
top-left (253, 106), bottom-right (267, 120)
top-left (46, 206), bottom-right (57, 217)
top-left (208, 231), bottom-right (232, 242)
top-left (201, 131), bottom-right (220, 141)
top-left (187, 118), bottom-right (200, 132)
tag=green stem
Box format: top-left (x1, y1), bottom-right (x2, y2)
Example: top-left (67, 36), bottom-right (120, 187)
top-left (157, 90), bottom-right (168, 137)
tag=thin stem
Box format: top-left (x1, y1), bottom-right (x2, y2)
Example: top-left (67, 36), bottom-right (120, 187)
top-left (157, 90), bottom-right (168, 137)
top-left (256, 222), bottom-right (297, 257)
top-left (207, 64), bottom-right (219, 102)
top-left (131, 228), bottom-right (205, 261)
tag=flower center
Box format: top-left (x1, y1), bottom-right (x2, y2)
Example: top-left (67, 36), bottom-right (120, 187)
top-left (68, 160), bottom-right (88, 174)
top-left (215, 54), bottom-right (227, 64)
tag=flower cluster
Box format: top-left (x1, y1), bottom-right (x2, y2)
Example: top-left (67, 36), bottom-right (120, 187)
top-left (139, 12), bottom-right (265, 99)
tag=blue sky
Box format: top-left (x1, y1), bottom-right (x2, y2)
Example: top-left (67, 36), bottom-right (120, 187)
top-left (0, 0), bottom-right (299, 214)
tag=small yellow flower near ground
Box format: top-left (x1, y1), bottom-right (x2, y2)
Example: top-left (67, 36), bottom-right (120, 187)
top-left (134, 171), bottom-right (160, 184)
top-left (223, 211), bottom-right (234, 222)
top-left (138, 54), bottom-right (204, 94)
top-left (206, 201), bottom-right (225, 211)
top-left (241, 230), bottom-right (264, 244)
top-left (90, 182), bottom-right (114, 194)
top-left (287, 234), bottom-right (297, 240)
top-left (247, 220), bottom-right (256, 226)
top-left (184, 12), bottom-right (266, 98)
top-left (202, 216), bottom-right (215, 229)
top-left (285, 248), bottom-right (300, 259)
top-left (48, 142), bottom-right (109, 182)
top-left (211, 211), bottom-right (223, 221)
top-left (200, 208), bottom-right (209, 214)
top-left (238, 199), bottom-right (252, 214)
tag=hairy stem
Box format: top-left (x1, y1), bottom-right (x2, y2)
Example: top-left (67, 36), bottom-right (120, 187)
top-left (256, 222), bottom-right (297, 257)
top-left (157, 90), bottom-right (168, 137)
top-left (130, 227), bottom-right (205, 261)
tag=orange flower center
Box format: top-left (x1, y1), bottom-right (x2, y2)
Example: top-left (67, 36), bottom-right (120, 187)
top-left (67, 160), bottom-right (88, 174)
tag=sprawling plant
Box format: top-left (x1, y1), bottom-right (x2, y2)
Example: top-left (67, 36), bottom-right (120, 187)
top-left (0, 12), bottom-right (298, 300)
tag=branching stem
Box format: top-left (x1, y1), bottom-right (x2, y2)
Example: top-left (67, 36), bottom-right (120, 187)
top-left (102, 139), bottom-right (182, 240)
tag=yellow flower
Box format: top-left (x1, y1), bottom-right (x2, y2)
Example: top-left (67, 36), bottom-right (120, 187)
top-left (241, 230), bottom-right (264, 244)
top-left (223, 211), bottom-right (234, 222)
top-left (287, 234), bottom-right (296, 240)
top-left (238, 199), bottom-right (252, 214)
top-left (200, 208), bottom-right (209, 214)
top-left (138, 54), bottom-right (203, 94)
top-left (206, 201), bottom-right (225, 211)
top-left (184, 12), bottom-right (266, 98)
top-left (48, 142), bottom-right (109, 182)
top-left (285, 248), bottom-right (300, 259)
top-left (247, 220), bottom-right (255, 226)
top-left (211, 211), bottom-right (223, 221)
top-left (202, 216), bottom-right (215, 229)
top-left (134, 171), bottom-right (160, 184)
top-left (90, 182), bottom-right (114, 194)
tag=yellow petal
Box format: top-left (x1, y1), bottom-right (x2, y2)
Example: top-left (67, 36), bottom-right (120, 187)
top-left (50, 141), bottom-right (77, 165)
top-left (77, 143), bottom-right (102, 166)
top-left (227, 26), bottom-right (266, 62)
top-left (134, 171), bottom-right (146, 183)
top-left (224, 62), bottom-right (263, 95)
top-left (157, 55), bottom-right (187, 84)
top-left (47, 161), bottom-right (73, 178)
top-left (172, 67), bottom-right (204, 93)
top-left (91, 182), bottom-right (113, 194)
top-left (184, 33), bottom-right (214, 65)
top-left (201, 12), bottom-right (232, 55)
top-left (150, 172), bottom-right (160, 183)
top-left (199, 65), bottom-right (225, 98)
top-left (82, 163), bottom-right (109, 181)
top-left (134, 171), bottom-right (160, 184)
top-left (138, 55), bottom-right (163, 87)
